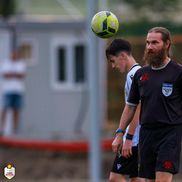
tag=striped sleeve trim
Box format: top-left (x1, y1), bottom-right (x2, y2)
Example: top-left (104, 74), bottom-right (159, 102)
top-left (126, 101), bottom-right (138, 106)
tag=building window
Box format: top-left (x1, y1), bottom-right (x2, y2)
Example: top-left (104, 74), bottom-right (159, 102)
top-left (74, 44), bottom-right (85, 83)
top-left (57, 47), bottom-right (66, 82)
top-left (51, 38), bottom-right (86, 90)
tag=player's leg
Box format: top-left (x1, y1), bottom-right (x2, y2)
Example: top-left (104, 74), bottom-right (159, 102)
top-left (155, 172), bottom-right (172, 182)
top-left (145, 179), bottom-right (154, 182)
top-left (109, 172), bottom-right (127, 182)
top-left (129, 146), bottom-right (146, 182)
top-left (155, 126), bottom-right (182, 182)
top-left (130, 177), bottom-right (146, 182)
top-left (109, 150), bottom-right (136, 182)
top-left (110, 146), bottom-right (143, 182)
top-left (109, 153), bottom-right (127, 182)
top-left (138, 127), bottom-right (156, 180)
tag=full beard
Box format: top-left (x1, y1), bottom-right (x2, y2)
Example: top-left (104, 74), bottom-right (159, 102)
top-left (143, 47), bottom-right (167, 68)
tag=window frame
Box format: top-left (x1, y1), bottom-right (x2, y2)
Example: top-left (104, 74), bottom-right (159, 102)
top-left (50, 36), bottom-right (87, 91)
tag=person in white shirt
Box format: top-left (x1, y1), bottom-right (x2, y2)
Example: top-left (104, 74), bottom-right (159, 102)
top-left (0, 47), bottom-right (26, 136)
top-left (106, 39), bottom-right (144, 182)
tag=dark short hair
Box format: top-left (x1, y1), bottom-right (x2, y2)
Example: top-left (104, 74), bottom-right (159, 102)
top-left (106, 38), bottom-right (132, 60)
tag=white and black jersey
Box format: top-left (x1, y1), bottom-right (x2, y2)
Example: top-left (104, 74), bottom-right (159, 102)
top-left (124, 63), bottom-right (141, 146)
top-left (127, 61), bottom-right (182, 128)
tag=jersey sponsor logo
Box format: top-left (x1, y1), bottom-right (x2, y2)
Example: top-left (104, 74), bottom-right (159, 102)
top-left (140, 73), bottom-right (149, 81)
top-left (162, 83), bottom-right (173, 97)
top-left (163, 160), bottom-right (173, 169)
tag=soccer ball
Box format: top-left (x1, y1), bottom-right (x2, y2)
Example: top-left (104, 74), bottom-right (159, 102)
top-left (91, 11), bottom-right (119, 38)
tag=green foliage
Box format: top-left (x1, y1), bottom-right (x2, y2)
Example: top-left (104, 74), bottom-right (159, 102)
top-left (122, 0), bottom-right (179, 12)
top-left (0, 0), bottom-right (16, 19)
top-left (117, 20), bottom-right (182, 36)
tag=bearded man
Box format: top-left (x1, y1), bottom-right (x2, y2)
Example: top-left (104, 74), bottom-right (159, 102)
top-left (112, 27), bottom-right (182, 182)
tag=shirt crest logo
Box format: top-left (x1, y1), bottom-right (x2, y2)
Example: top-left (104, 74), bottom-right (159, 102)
top-left (162, 83), bottom-right (173, 97)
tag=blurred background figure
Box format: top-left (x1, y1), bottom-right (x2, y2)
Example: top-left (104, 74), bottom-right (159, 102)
top-left (0, 46), bottom-right (26, 136)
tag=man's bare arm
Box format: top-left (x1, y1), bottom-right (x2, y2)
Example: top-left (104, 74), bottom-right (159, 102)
top-left (121, 103), bottom-right (140, 157)
top-left (112, 104), bottom-right (137, 153)
top-left (118, 104), bottom-right (137, 130)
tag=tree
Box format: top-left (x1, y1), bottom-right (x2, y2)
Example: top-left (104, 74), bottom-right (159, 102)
top-left (121, 0), bottom-right (180, 21)
top-left (0, 0), bottom-right (16, 19)
top-left (122, 0), bottom-right (179, 12)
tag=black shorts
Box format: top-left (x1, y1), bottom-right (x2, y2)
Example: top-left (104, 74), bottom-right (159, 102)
top-left (139, 125), bottom-right (182, 179)
top-left (111, 146), bottom-right (139, 178)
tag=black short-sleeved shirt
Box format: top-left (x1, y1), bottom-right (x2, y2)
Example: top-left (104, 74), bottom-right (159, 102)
top-left (127, 61), bottom-right (182, 128)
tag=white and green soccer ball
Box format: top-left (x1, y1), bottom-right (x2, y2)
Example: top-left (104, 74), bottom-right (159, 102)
top-left (91, 11), bottom-right (119, 38)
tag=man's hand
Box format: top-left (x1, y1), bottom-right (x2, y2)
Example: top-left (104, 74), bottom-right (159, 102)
top-left (112, 134), bottom-right (123, 153)
top-left (121, 139), bottom-right (133, 158)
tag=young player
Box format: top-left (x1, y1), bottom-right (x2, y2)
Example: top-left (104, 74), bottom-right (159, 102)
top-left (106, 38), bottom-right (144, 182)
